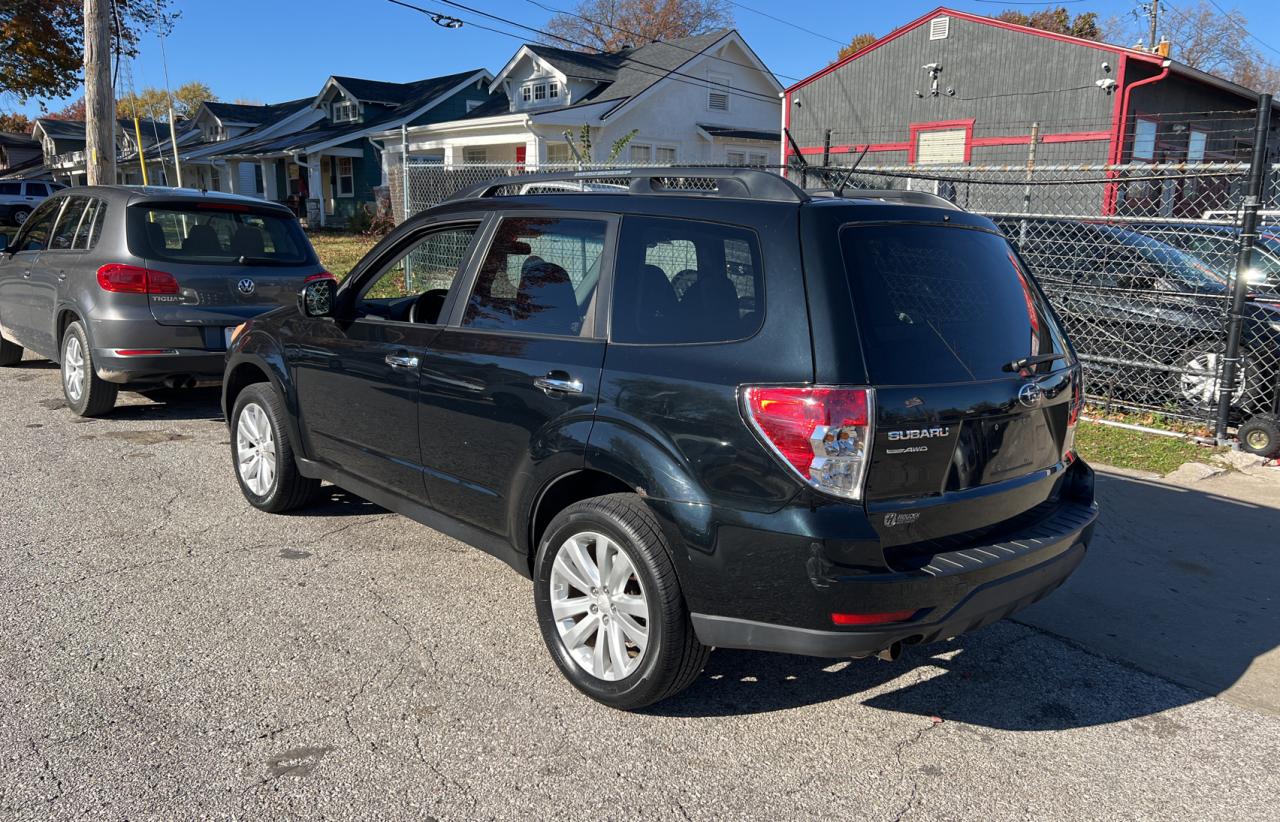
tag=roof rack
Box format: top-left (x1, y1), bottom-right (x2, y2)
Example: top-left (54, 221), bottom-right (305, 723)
top-left (448, 167), bottom-right (811, 204)
top-left (808, 187), bottom-right (963, 210)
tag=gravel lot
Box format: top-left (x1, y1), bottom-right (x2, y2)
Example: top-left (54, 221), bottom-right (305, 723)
top-left (2, 353), bottom-right (1278, 820)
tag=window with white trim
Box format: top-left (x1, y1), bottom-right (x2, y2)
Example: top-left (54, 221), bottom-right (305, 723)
top-left (654, 146), bottom-right (677, 164)
top-left (337, 157), bottom-right (354, 197)
top-left (547, 143), bottom-right (572, 163)
top-left (333, 100), bottom-right (359, 123)
top-left (464, 147), bottom-right (488, 164)
top-left (520, 79), bottom-right (562, 108)
top-left (915, 128), bottom-right (967, 165)
top-left (1133, 119), bottom-right (1158, 161)
top-left (1187, 129), bottom-right (1207, 163)
top-left (629, 144), bottom-right (652, 164)
top-left (708, 72), bottom-right (731, 111)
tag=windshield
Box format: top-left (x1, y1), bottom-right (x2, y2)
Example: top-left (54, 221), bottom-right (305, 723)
top-left (840, 224), bottom-right (1070, 384)
top-left (129, 203), bottom-right (314, 266)
top-left (1105, 228), bottom-right (1226, 292)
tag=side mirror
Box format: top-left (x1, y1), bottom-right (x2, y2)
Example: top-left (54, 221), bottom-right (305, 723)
top-left (299, 278), bottom-right (336, 318)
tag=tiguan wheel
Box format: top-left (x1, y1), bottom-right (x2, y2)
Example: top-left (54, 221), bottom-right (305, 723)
top-left (61, 322), bottom-right (116, 416)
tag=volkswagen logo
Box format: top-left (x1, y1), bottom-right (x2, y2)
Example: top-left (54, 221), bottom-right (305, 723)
top-left (237, 278), bottom-right (256, 296)
top-left (1017, 382), bottom-right (1043, 408)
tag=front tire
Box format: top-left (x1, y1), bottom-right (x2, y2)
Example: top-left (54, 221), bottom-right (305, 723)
top-left (61, 322), bottom-right (117, 416)
top-left (533, 493), bottom-right (709, 710)
top-left (230, 382), bottom-right (319, 512)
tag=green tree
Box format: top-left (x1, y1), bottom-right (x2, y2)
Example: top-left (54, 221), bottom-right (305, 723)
top-left (0, 0), bottom-right (178, 103)
top-left (563, 125), bottom-right (639, 163)
top-left (541, 0), bottom-right (732, 53)
top-left (836, 33), bottom-right (877, 62)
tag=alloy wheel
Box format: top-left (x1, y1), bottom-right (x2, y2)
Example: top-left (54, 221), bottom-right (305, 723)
top-left (549, 531), bottom-right (650, 682)
top-left (236, 402), bottom-right (278, 496)
top-left (1180, 351), bottom-right (1246, 406)
top-left (62, 335), bottom-right (85, 402)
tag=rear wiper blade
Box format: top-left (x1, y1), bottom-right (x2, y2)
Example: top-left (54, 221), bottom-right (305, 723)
top-left (237, 255), bottom-right (276, 265)
top-left (1003, 352), bottom-right (1066, 372)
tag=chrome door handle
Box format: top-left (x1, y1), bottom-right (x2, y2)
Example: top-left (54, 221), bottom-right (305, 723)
top-left (534, 374), bottom-right (583, 395)
top-left (385, 353), bottom-right (419, 369)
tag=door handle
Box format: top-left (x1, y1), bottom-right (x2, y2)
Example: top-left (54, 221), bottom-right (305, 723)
top-left (534, 373), bottom-right (583, 395)
top-left (21, 270), bottom-right (31, 279)
top-left (57, 272), bottom-right (67, 281)
top-left (385, 353), bottom-right (419, 369)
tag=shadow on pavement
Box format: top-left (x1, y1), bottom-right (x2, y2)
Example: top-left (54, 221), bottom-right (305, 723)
top-left (108, 387), bottom-right (226, 421)
top-left (656, 469), bottom-right (1279, 725)
top-left (289, 487), bottom-right (388, 518)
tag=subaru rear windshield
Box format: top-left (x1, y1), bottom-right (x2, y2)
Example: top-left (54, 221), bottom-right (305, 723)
top-left (841, 223), bottom-right (1069, 385)
top-left (128, 203), bottom-right (313, 266)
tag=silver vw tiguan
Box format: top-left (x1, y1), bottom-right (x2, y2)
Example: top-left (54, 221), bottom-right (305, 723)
top-left (0, 186), bottom-right (328, 415)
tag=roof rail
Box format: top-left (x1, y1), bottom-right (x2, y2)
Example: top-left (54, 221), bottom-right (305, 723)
top-left (808, 187), bottom-right (963, 210)
top-left (448, 167), bottom-right (811, 204)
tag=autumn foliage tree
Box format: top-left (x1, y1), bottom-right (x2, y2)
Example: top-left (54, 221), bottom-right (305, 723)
top-left (117, 81), bottom-right (216, 121)
top-left (996, 6), bottom-right (1103, 40)
top-left (0, 0), bottom-right (177, 103)
top-left (541, 0), bottom-right (732, 52)
top-left (836, 33), bottom-right (878, 62)
top-left (0, 112), bottom-right (35, 134)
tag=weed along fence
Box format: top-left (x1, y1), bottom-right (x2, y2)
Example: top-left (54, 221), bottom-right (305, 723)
top-left (384, 102), bottom-right (1280, 439)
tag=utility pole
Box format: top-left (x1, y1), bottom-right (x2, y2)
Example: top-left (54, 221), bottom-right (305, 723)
top-left (84, 0), bottom-right (115, 185)
top-left (1147, 0), bottom-right (1160, 53)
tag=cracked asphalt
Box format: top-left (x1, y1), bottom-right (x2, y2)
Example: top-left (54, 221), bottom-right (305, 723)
top-left (2, 354), bottom-right (1278, 820)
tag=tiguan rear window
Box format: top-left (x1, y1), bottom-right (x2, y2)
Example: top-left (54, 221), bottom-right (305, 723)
top-left (129, 203), bottom-right (313, 266)
top-left (841, 224), bottom-right (1069, 384)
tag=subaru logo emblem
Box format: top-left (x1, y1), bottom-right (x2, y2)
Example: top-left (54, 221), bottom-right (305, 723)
top-left (237, 278), bottom-right (256, 296)
top-left (1017, 382), bottom-right (1043, 408)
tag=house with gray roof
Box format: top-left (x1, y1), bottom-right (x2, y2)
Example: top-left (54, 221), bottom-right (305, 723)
top-left (376, 30), bottom-right (782, 174)
top-left (32, 117), bottom-right (165, 185)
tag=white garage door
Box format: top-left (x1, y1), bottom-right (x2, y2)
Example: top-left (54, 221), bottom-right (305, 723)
top-left (915, 128), bottom-right (967, 164)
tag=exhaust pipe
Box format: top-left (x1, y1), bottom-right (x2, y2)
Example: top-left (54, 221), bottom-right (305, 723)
top-left (163, 376), bottom-right (196, 389)
top-left (875, 641), bottom-right (903, 662)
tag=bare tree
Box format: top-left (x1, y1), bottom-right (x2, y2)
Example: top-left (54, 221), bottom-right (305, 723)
top-left (541, 0), bottom-right (732, 53)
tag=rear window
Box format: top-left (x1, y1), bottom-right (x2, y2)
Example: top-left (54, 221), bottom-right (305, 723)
top-left (129, 203), bottom-right (312, 266)
top-left (841, 224), bottom-right (1068, 384)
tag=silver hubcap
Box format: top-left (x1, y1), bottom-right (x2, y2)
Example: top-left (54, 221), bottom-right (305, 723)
top-left (14, 210), bottom-right (28, 225)
top-left (236, 403), bottom-right (277, 496)
top-left (62, 335), bottom-right (85, 402)
top-left (1181, 352), bottom-right (1246, 405)
top-left (550, 531), bottom-right (650, 682)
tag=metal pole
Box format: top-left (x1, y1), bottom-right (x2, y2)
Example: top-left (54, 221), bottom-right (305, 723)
top-left (1214, 94), bottom-right (1272, 440)
top-left (822, 129), bottom-right (831, 168)
top-left (1020, 122), bottom-right (1039, 245)
top-left (400, 124), bottom-right (409, 223)
top-left (159, 35), bottom-right (183, 187)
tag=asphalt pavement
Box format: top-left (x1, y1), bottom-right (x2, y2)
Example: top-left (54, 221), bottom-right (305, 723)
top-left (2, 353), bottom-right (1277, 820)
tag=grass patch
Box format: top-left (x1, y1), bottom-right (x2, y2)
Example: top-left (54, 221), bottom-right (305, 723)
top-left (307, 231), bottom-right (379, 279)
top-left (1074, 421), bottom-right (1224, 475)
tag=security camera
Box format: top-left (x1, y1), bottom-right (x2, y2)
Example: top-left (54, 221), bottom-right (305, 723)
top-left (1096, 78), bottom-right (1117, 90)
top-left (1101, 61), bottom-right (1112, 72)
top-left (922, 63), bottom-right (941, 72)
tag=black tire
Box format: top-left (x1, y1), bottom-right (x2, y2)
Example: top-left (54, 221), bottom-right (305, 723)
top-left (1238, 414), bottom-right (1280, 458)
top-left (11, 207), bottom-right (31, 226)
top-left (0, 334), bottom-right (22, 366)
top-left (230, 382), bottom-right (320, 513)
top-left (533, 493), bottom-right (709, 710)
top-left (61, 321), bottom-right (117, 416)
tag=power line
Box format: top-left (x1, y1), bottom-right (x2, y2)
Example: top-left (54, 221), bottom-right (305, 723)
top-left (726, 1), bottom-right (847, 46)
top-left (522, 0), bottom-right (801, 83)
top-left (386, 0), bottom-right (781, 107)
top-left (1202, 0), bottom-right (1280, 61)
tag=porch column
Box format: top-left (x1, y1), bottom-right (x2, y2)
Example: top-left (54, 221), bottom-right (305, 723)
top-left (442, 144), bottom-right (458, 169)
top-left (526, 136), bottom-right (544, 170)
top-left (226, 160), bottom-right (241, 194)
top-left (307, 160), bottom-right (324, 228)
top-left (261, 160), bottom-right (278, 201)
top-left (218, 163), bottom-right (234, 193)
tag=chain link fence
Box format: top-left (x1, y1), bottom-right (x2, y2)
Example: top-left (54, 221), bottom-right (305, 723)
top-left (385, 129), bottom-right (1280, 436)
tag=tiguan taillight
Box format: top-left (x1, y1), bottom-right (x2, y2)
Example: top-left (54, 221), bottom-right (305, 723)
top-left (96, 263), bottom-right (178, 295)
top-left (742, 386), bottom-right (874, 501)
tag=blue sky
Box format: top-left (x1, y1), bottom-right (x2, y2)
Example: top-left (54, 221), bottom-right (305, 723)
top-left (8, 0), bottom-right (1280, 117)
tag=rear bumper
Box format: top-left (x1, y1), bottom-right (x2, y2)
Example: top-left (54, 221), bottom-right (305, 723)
top-left (93, 348), bottom-right (226, 385)
top-left (692, 533), bottom-right (1089, 658)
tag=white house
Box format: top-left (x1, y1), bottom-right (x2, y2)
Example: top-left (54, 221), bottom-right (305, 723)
top-left (376, 30), bottom-right (782, 171)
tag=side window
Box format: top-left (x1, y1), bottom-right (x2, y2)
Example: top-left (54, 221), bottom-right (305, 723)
top-left (611, 216), bottom-right (764, 344)
top-left (47, 196), bottom-right (88, 251)
top-left (26, 183), bottom-right (50, 197)
top-left (0, 182), bottom-right (20, 197)
top-left (360, 224), bottom-right (479, 323)
top-left (13, 198), bottom-right (62, 252)
top-left (73, 199), bottom-right (107, 250)
top-left (463, 216), bottom-right (607, 336)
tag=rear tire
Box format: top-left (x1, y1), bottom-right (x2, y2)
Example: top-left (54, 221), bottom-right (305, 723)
top-left (0, 335), bottom-right (22, 366)
top-left (61, 322), bottom-right (117, 416)
top-left (533, 493), bottom-right (709, 710)
top-left (230, 382), bottom-right (320, 513)
top-left (1238, 414), bottom-right (1280, 458)
top-left (11, 207), bottom-right (30, 226)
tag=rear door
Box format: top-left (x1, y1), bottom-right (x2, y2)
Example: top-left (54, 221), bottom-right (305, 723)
top-left (415, 213), bottom-right (613, 537)
top-left (838, 222), bottom-right (1080, 544)
top-left (128, 200), bottom-right (324, 345)
top-left (25, 195), bottom-right (90, 356)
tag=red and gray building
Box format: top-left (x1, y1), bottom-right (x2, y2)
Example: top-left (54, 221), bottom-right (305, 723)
top-left (782, 7), bottom-right (1278, 197)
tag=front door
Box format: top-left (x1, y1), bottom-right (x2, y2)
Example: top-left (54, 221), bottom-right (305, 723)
top-left (292, 220), bottom-right (485, 502)
top-left (0, 197), bottom-right (63, 356)
top-left (417, 213), bottom-right (613, 537)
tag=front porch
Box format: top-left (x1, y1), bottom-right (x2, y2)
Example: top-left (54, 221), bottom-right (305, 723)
top-left (198, 145), bottom-right (375, 228)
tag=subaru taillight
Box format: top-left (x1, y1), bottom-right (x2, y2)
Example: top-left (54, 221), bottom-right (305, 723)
top-left (1064, 371), bottom-right (1083, 458)
top-left (742, 385), bottom-right (874, 501)
top-left (96, 264), bottom-right (179, 295)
